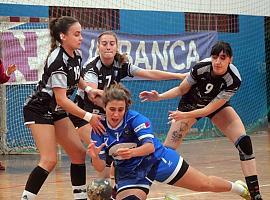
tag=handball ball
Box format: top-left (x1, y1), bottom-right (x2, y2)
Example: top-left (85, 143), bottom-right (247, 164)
top-left (87, 178), bottom-right (112, 200)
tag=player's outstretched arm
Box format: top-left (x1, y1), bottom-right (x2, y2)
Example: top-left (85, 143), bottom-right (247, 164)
top-left (140, 78), bottom-right (191, 102)
top-left (87, 141), bottom-right (106, 172)
top-left (135, 69), bottom-right (187, 80)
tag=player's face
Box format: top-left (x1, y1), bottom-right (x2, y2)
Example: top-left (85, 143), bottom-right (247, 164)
top-left (98, 34), bottom-right (118, 63)
top-left (62, 22), bottom-right (83, 51)
top-left (211, 51), bottom-right (232, 76)
top-left (105, 100), bottom-right (126, 128)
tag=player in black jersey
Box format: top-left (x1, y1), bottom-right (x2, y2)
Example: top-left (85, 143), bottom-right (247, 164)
top-left (21, 16), bottom-right (104, 200)
top-left (140, 41), bottom-right (263, 200)
top-left (69, 31), bottom-right (186, 145)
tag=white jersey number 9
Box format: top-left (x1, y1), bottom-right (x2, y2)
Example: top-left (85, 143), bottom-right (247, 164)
top-left (205, 83), bottom-right (214, 94)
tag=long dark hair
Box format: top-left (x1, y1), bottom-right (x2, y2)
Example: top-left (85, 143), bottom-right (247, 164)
top-left (48, 16), bottom-right (79, 54)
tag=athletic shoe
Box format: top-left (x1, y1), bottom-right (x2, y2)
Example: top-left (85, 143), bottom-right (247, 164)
top-left (254, 194), bottom-right (263, 200)
top-left (235, 180), bottom-right (251, 200)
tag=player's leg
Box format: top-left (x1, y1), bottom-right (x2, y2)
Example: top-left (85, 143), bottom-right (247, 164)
top-left (55, 117), bottom-right (87, 200)
top-left (154, 148), bottom-right (250, 199)
top-left (116, 188), bottom-right (147, 200)
top-left (115, 159), bottom-right (151, 200)
top-left (211, 106), bottom-right (262, 199)
top-left (21, 124), bottom-right (57, 200)
top-left (77, 123), bottom-right (92, 144)
top-left (69, 94), bottom-right (92, 145)
top-left (174, 165), bottom-right (250, 199)
top-left (163, 118), bottom-right (196, 149)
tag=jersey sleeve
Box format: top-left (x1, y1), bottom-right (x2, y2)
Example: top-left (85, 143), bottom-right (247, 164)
top-left (46, 53), bottom-right (68, 89)
top-left (51, 70), bottom-right (67, 89)
top-left (83, 66), bottom-right (98, 84)
top-left (216, 64), bottom-right (241, 101)
top-left (90, 132), bottom-right (106, 160)
top-left (131, 114), bottom-right (154, 145)
top-left (186, 64), bottom-right (198, 86)
top-left (217, 77), bottom-right (241, 101)
top-left (127, 63), bottom-right (142, 77)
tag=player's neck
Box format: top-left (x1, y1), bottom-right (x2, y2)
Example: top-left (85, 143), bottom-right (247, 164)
top-left (100, 57), bottom-right (114, 67)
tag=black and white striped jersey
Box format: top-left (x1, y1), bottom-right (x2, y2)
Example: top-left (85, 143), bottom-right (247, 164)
top-left (183, 60), bottom-right (241, 107)
top-left (33, 46), bottom-right (82, 112)
top-left (77, 56), bottom-right (141, 114)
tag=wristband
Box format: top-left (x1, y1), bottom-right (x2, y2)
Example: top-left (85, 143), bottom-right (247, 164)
top-left (83, 112), bottom-right (93, 122)
top-left (5, 69), bottom-right (10, 77)
top-left (84, 86), bottom-right (93, 93)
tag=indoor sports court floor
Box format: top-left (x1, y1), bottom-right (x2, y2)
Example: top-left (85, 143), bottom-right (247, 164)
top-left (0, 131), bottom-right (269, 200)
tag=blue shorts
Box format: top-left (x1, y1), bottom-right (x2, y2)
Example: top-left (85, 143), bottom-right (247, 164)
top-left (116, 148), bottom-right (189, 194)
top-left (151, 147), bottom-right (189, 184)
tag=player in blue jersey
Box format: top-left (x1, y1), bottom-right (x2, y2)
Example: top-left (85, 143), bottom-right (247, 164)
top-left (70, 31), bottom-right (187, 144)
top-left (21, 16), bottom-right (104, 200)
top-left (87, 83), bottom-right (250, 200)
top-left (70, 31), bottom-right (187, 190)
top-left (139, 41), bottom-right (262, 200)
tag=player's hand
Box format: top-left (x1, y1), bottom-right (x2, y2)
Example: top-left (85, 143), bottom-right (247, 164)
top-left (91, 95), bottom-right (104, 108)
top-left (87, 141), bottom-right (106, 159)
top-left (115, 148), bottom-right (133, 159)
top-left (168, 110), bottom-right (186, 123)
top-left (139, 90), bottom-right (160, 102)
top-left (89, 114), bottom-right (106, 134)
top-left (87, 89), bottom-right (104, 102)
top-left (6, 64), bottom-right (16, 76)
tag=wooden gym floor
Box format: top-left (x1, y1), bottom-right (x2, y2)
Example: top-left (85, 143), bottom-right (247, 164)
top-left (0, 131), bottom-right (269, 200)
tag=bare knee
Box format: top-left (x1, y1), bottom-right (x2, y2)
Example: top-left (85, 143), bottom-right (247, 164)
top-left (69, 148), bottom-right (86, 163)
top-left (39, 158), bottom-right (57, 172)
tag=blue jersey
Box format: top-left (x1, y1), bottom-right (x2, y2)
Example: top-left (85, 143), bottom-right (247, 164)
top-left (91, 110), bottom-right (189, 192)
top-left (91, 110), bottom-right (166, 172)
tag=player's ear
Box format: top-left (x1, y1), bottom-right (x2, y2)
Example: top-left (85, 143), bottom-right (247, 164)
top-left (60, 33), bottom-right (64, 40)
top-left (230, 56), bottom-right (233, 64)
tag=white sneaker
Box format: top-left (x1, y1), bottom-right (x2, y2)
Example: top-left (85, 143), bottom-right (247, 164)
top-left (235, 180), bottom-right (251, 200)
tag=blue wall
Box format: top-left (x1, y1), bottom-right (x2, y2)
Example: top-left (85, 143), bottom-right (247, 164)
top-left (120, 10), bottom-right (185, 34)
top-left (0, 3), bottom-right (48, 17)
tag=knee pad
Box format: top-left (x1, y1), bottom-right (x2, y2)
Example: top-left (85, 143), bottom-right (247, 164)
top-left (235, 135), bottom-right (255, 161)
top-left (122, 195), bottom-right (141, 200)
